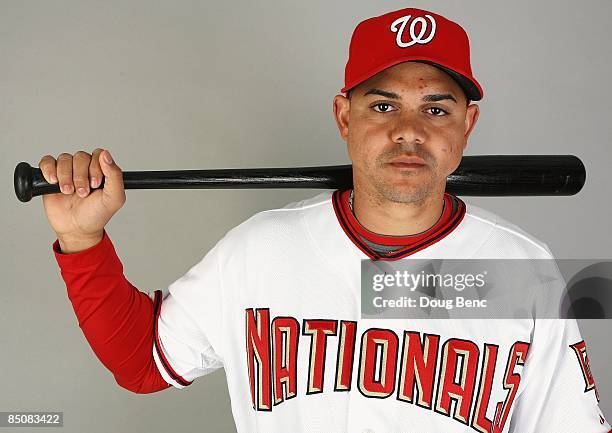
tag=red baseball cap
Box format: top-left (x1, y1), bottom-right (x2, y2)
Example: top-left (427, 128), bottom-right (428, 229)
top-left (341, 8), bottom-right (483, 101)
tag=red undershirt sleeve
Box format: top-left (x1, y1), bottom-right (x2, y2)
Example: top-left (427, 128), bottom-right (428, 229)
top-left (52, 229), bottom-right (171, 394)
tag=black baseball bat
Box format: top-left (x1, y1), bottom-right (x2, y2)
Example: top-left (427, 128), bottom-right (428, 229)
top-left (14, 155), bottom-right (586, 203)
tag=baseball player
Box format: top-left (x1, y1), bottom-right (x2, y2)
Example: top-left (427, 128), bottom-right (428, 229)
top-left (39, 7), bottom-right (609, 433)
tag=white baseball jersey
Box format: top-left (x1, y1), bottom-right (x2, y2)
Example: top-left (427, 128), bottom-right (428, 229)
top-left (151, 190), bottom-right (610, 433)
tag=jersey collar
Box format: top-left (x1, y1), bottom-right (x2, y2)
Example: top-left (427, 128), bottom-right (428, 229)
top-left (331, 189), bottom-right (466, 261)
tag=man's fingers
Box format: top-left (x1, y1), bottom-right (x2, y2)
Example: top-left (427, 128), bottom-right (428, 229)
top-left (38, 149), bottom-right (124, 205)
top-left (72, 151), bottom-right (92, 198)
top-left (90, 148), bottom-right (104, 189)
top-left (56, 153), bottom-right (74, 195)
top-left (99, 150), bottom-right (126, 209)
top-left (38, 155), bottom-right (58, 184)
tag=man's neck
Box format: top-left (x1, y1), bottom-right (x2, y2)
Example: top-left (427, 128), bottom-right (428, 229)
top-left (351, 186), bottom-right (445, 236)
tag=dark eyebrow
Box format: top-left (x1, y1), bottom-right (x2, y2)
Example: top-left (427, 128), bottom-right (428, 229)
top-left (423, 93), bottom-right (457, 104)
top-left (363, 88), bottom-right (401, 99)
top-left (362, 88), bottom-right (457, 104)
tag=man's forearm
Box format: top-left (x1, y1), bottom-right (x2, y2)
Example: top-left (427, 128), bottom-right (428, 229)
top-left (53, 230), bottom-right (170, 394)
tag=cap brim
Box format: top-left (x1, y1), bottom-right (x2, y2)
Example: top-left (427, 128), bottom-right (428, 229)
top-left (413, 60), bottom-right (482, 101)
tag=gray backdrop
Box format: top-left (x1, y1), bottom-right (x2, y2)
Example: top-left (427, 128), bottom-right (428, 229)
top-left (2, 1), bottom-right (610, 432)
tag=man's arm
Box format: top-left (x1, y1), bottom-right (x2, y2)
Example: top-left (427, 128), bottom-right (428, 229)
top-left (53, 229), bottom-right (171, 394)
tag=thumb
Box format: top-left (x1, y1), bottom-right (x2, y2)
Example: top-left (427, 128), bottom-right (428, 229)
top-left (99, 150), bottom-right (126, 209)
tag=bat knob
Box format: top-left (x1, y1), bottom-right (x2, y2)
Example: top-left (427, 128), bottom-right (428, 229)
top-left (14, 162), bottom-right (34, 202)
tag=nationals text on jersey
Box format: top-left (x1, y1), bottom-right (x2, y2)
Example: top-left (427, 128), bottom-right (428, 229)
top-left (246, 308), bottom-right (531, 433)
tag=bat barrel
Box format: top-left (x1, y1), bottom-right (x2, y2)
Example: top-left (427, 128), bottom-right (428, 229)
top-left (446, 155), bottom-right (586, 196)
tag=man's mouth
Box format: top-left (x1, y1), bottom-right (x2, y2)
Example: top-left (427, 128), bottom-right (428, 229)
top-left (387, 156), bottom-right (427, 169)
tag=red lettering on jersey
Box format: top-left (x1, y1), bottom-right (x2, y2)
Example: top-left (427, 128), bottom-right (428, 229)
top-left (302, 319), bottom-right (338, 394)
top-left (397, 332), bottom-right (440, 409)
top-left (245, 308), bottom-right (272, 411)
top-left (434, 338), bottom-right (479, 424)
top-left (334, 320), bottom-right (357, 391)
top-left (244, 309), bottom-right (539, 430)
top-left (471, 344), bottom-right (499, 433)
top-left (492, 341), bottom-right (530, 433)
top-left (358, 328), bottom-right (399, 398)
top-left (271, 316), bottom-right (300, 405)
top-left (570, 340), bottom-right (600, 401)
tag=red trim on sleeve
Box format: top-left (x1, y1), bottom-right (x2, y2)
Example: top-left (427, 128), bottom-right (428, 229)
top-left (153, 290), bottom-right (193, 387)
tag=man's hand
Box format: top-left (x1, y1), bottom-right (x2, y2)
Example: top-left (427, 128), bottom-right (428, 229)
top-left (38, 148), bottom-right (126, 253)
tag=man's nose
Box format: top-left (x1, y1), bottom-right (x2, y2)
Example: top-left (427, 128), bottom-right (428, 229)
top-left (389, 111), bottom-right (427, 144)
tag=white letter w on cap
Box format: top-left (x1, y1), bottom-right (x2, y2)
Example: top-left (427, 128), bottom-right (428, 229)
top-left (390, 14), bottom-right (437, 48)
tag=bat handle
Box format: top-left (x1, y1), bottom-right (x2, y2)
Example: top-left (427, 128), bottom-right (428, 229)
top-left (14, 162), bottom-right (63, 202)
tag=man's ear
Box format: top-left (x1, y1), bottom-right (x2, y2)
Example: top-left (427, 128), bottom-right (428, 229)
top-left (462, 103), bottom-right (480, 150)
top-left (333, 94), bottom-right (351, 141)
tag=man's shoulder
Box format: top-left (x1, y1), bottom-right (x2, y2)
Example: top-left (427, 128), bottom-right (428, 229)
top-left (247, 190), bottom-right (332, 224)
top-left (272, 191), bottom-right (334, 212)
top-left (220, 191), bottom-right (334, 244)
top-left (458, 200), bottom-right (554, 259)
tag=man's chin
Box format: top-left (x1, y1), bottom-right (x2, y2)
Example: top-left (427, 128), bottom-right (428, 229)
top-left (375, 181), bottom-right (435, 204)
top-left (362, 168), bottom-right (441, 203)
top-left (383, 171), bottom-right (431, 190)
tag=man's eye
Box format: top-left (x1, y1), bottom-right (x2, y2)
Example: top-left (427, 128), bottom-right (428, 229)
top-left (372, 103), bottom-right (395, 113)
top-left (426, 107), bottom-right (448, 116)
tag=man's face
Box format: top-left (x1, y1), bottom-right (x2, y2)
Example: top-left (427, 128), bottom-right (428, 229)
top-left (333, 61), bottom-right (480, 204)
